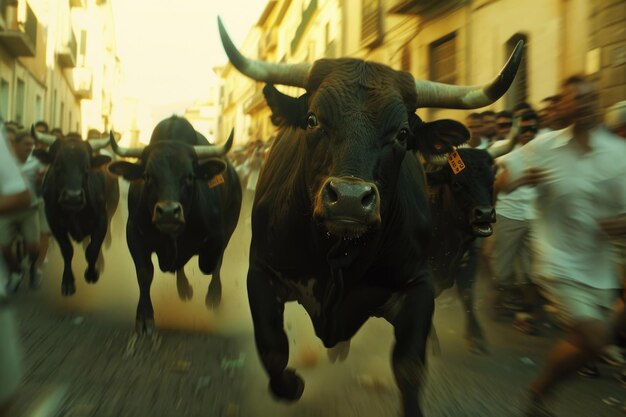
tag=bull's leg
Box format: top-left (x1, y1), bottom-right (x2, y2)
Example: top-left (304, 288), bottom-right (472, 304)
top-left (176, 267), bottom-right (193, 301)
top-left (386, 280), bottom-right (434, 417)
top-left (456, 247), bottom-right (488, 355)
top-left (128, 228), bottom-right (155, 334)
top-left (84, 218), bottom-right (107, 283)
top-left (53, 231), bottom-right (75, 296)
top-left (205, 253), bottom-right (223, 309)
top-left (248, 265), bottom-right (304, 402)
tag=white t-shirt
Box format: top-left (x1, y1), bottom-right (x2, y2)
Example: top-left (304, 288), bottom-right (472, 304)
top-left (495, 144), bottom-right (537, 221)
top-left (20, 153), bottom-right (43, 207)
top-left (502, 125), bottom-right (626, 289)
top-left (0, 130), bottom-right (28, 295)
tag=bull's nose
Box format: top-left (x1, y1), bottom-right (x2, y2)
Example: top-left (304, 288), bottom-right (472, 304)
top-left (472, 205), bottom-right (496, 223)
top-left (154, 201), bottom-right (183, 221)
top-left (320, 177), bottom-right (380, 224)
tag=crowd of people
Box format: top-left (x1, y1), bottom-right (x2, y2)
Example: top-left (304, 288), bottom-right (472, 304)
top-left (0, 75), bottom-right (625, 417)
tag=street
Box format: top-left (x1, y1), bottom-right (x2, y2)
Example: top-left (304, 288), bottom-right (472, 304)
top-left (7, 182), bottom-right (624, 417)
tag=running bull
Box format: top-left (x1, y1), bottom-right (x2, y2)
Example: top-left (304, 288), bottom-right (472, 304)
top-left (421, 142), bottom-right (512, 354)
top-left (32, 129), bottom-right (114, 296)
top-left (218, 17), bottom-right (522, 417)
top-left (108, 116), bottom-right (242, 333)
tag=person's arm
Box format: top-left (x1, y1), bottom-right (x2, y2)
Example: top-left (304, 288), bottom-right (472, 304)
top-left (494, 164), bottom-right (548, 196)
top-left (0, 191), bottom-right (30, 215)
top-left (598, 215), bottom-right (626, 239)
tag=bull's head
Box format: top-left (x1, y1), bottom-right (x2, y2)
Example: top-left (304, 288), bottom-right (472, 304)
top-left (218, 18), bottom-right (522, 238)
top-left (424, 147), bottom-right (496, 237)
top-left (32, 127), bottom-right (110, 211)
top-left (107, 117), bottom-right (233, 236)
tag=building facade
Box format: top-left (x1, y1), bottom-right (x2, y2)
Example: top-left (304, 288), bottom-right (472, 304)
top-left (218, 0), bottom-right (625, 144)
top-left (0, 0), bottom-right (120, 137)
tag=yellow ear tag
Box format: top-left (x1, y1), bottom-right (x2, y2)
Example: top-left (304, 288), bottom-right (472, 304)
top-left (208, 174), bottom-right (225, 188)
top-left (447, 150), bottom-right (466, 175)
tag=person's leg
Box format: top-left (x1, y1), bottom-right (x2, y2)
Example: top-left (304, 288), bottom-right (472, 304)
top-left (35, 202), bottom-right (50, 268)
top-left (490, 215), bottom-right (526, 311)
top-left (21, 208), bottom-right (41, 289)
top-left (528, 280), bottom-right (616, 408)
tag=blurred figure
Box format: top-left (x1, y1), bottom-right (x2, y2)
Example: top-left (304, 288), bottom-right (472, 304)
top-left (490, 110), bottom-right (540, 328)
top-left (465, 112), bottom-right (489, 149)
top-left (495, 110), bottom-right (513, 141)
top-left (0, 131), bottom-right (45, 292)
top-left (50, 128), bottom-right (63, 139)
top-left (495, 75), bottom-right (626, 417)
top-left (605, 100), bottom-right (626, 139)
top-left (32, 122), bottom-right (52, 273)
top-left (538, 95), bottom-right (564, 133)
top-left (0, 125), bottom-right (30, 417)
top-left (481, 110), bottom-right (497, 144)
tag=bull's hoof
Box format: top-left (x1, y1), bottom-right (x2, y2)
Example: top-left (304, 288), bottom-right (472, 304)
top-left (205, 287), bottom-right (222, 310)
top-left (176, 280), bottom-right (193, 301)
top-left (327, 340), bottom-right (351, 363)
top-left (135, 317), bottom-right (155, 335)
top-left (84, 267), bottom-right (99, 283)
top-left (61, 281), bottom-right (76, 296)
top-left (269, 370), bottom-right (304, 402)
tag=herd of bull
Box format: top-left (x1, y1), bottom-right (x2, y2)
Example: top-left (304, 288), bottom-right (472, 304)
top-left (26, 19), bottom-right (525, 417)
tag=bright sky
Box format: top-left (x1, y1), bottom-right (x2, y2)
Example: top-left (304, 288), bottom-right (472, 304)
top-left (111, 0), bottom-right (266, 115)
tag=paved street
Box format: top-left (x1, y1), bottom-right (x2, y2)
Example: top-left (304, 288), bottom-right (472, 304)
top-left (6, 184), bottom-right (625, 417)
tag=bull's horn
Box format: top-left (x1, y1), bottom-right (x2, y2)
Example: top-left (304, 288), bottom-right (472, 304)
top-left (414, 40), bottom-right (524, 109)
top-left (109, 130), bottom-right (144, 158)
top-left (194, 129), bottom-right (234, 158)
top-left (88, 135), bottom-right (110, 151)
top-left (31, 125), bottom-right (58, 147)
top-left (218, 17), bottom-right (311, 88)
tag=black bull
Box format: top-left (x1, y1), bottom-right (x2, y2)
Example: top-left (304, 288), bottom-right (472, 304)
top-left (32, 131), bottom-right (115, 296)
top-left (422, 146), bottom-right (500, 355)
top-left (219, 17), bottom-right (522, 417)
top-left (108, 116), bottom-right (242, 334)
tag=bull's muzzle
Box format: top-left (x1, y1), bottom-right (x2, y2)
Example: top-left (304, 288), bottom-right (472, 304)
top-left (58, 188), bottom-right (86, 210)
top-left (469, 205), bottom-right (496, 237)
top-left (315, 177), bottom-right (381, 238)
top-left (152, 201), bottom-right (185, 234)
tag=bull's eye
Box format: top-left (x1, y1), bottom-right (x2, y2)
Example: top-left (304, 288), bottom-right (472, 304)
top-left (306, 113), bottom-right (319, 129)
top-left (396, 128), bottom-right (409, 144)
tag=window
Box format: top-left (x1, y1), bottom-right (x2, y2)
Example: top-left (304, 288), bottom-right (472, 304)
top-left (430, 33), bottom-right (457, 84)
top-left (14, 79), bottom-right (25, 126)
top-left (401, 46), bottom-right (411, 72)
top-left (0, 79), bottom-right (9, 121)
top-left (505, 33), bottom-right (528, 110)
top-left (79, 30), bottom-right (87, 66)
top-left (361, 0), bottom-right (383, 48)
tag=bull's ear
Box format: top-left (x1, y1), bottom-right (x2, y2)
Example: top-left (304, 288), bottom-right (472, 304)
top-left (426, 169), bottom-right (449, 186)
top-left (196, 158), bottom-right (226, 180)
top-left (108, 161), bottom-right (143, 180)
top-left (263, 84), bottom-right (308, 128)
top-left (91, 154), bottom-right (111, 169)
top-left (409, 118), bottom-right (469, 154)
top-left (32, 149), bottom-right (52, 164)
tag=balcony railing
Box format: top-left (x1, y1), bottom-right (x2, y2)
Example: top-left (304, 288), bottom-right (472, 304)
top-left (69, 0), bottom-right (84, 7)
top-left (388, 0), bottom-right (455, 15)
top-left (0, 1), bottom-right (37, 57)
top-left (73, 67), bottom-right (92, 99)
top-left (291, 0), bottom-right (317, 54)
top-left (57, 28), bottom-right (77, 68)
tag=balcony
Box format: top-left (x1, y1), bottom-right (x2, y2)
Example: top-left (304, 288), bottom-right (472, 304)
top-left (361, 0), bottom-right (383, 49)
top-left (258, 28), bottom-right (277, 59)
top-left (73, 67), bottom-right (92, 99)
top-left (291, 0), bottom-right (317, 54)
top-left (57, 28), bottom-right (77, 68)
top-left (0, 1), bottom-right (37, 57)
top-left (69, 0), bottom-right (84, 7)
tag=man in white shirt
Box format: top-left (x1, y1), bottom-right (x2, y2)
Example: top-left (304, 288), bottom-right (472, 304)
top-left (0, 126), bottom-right (30, 416)
top-left (495, 75), bottom-right (626, 417)
top-left (490, 110), bottom-right (539, 319)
